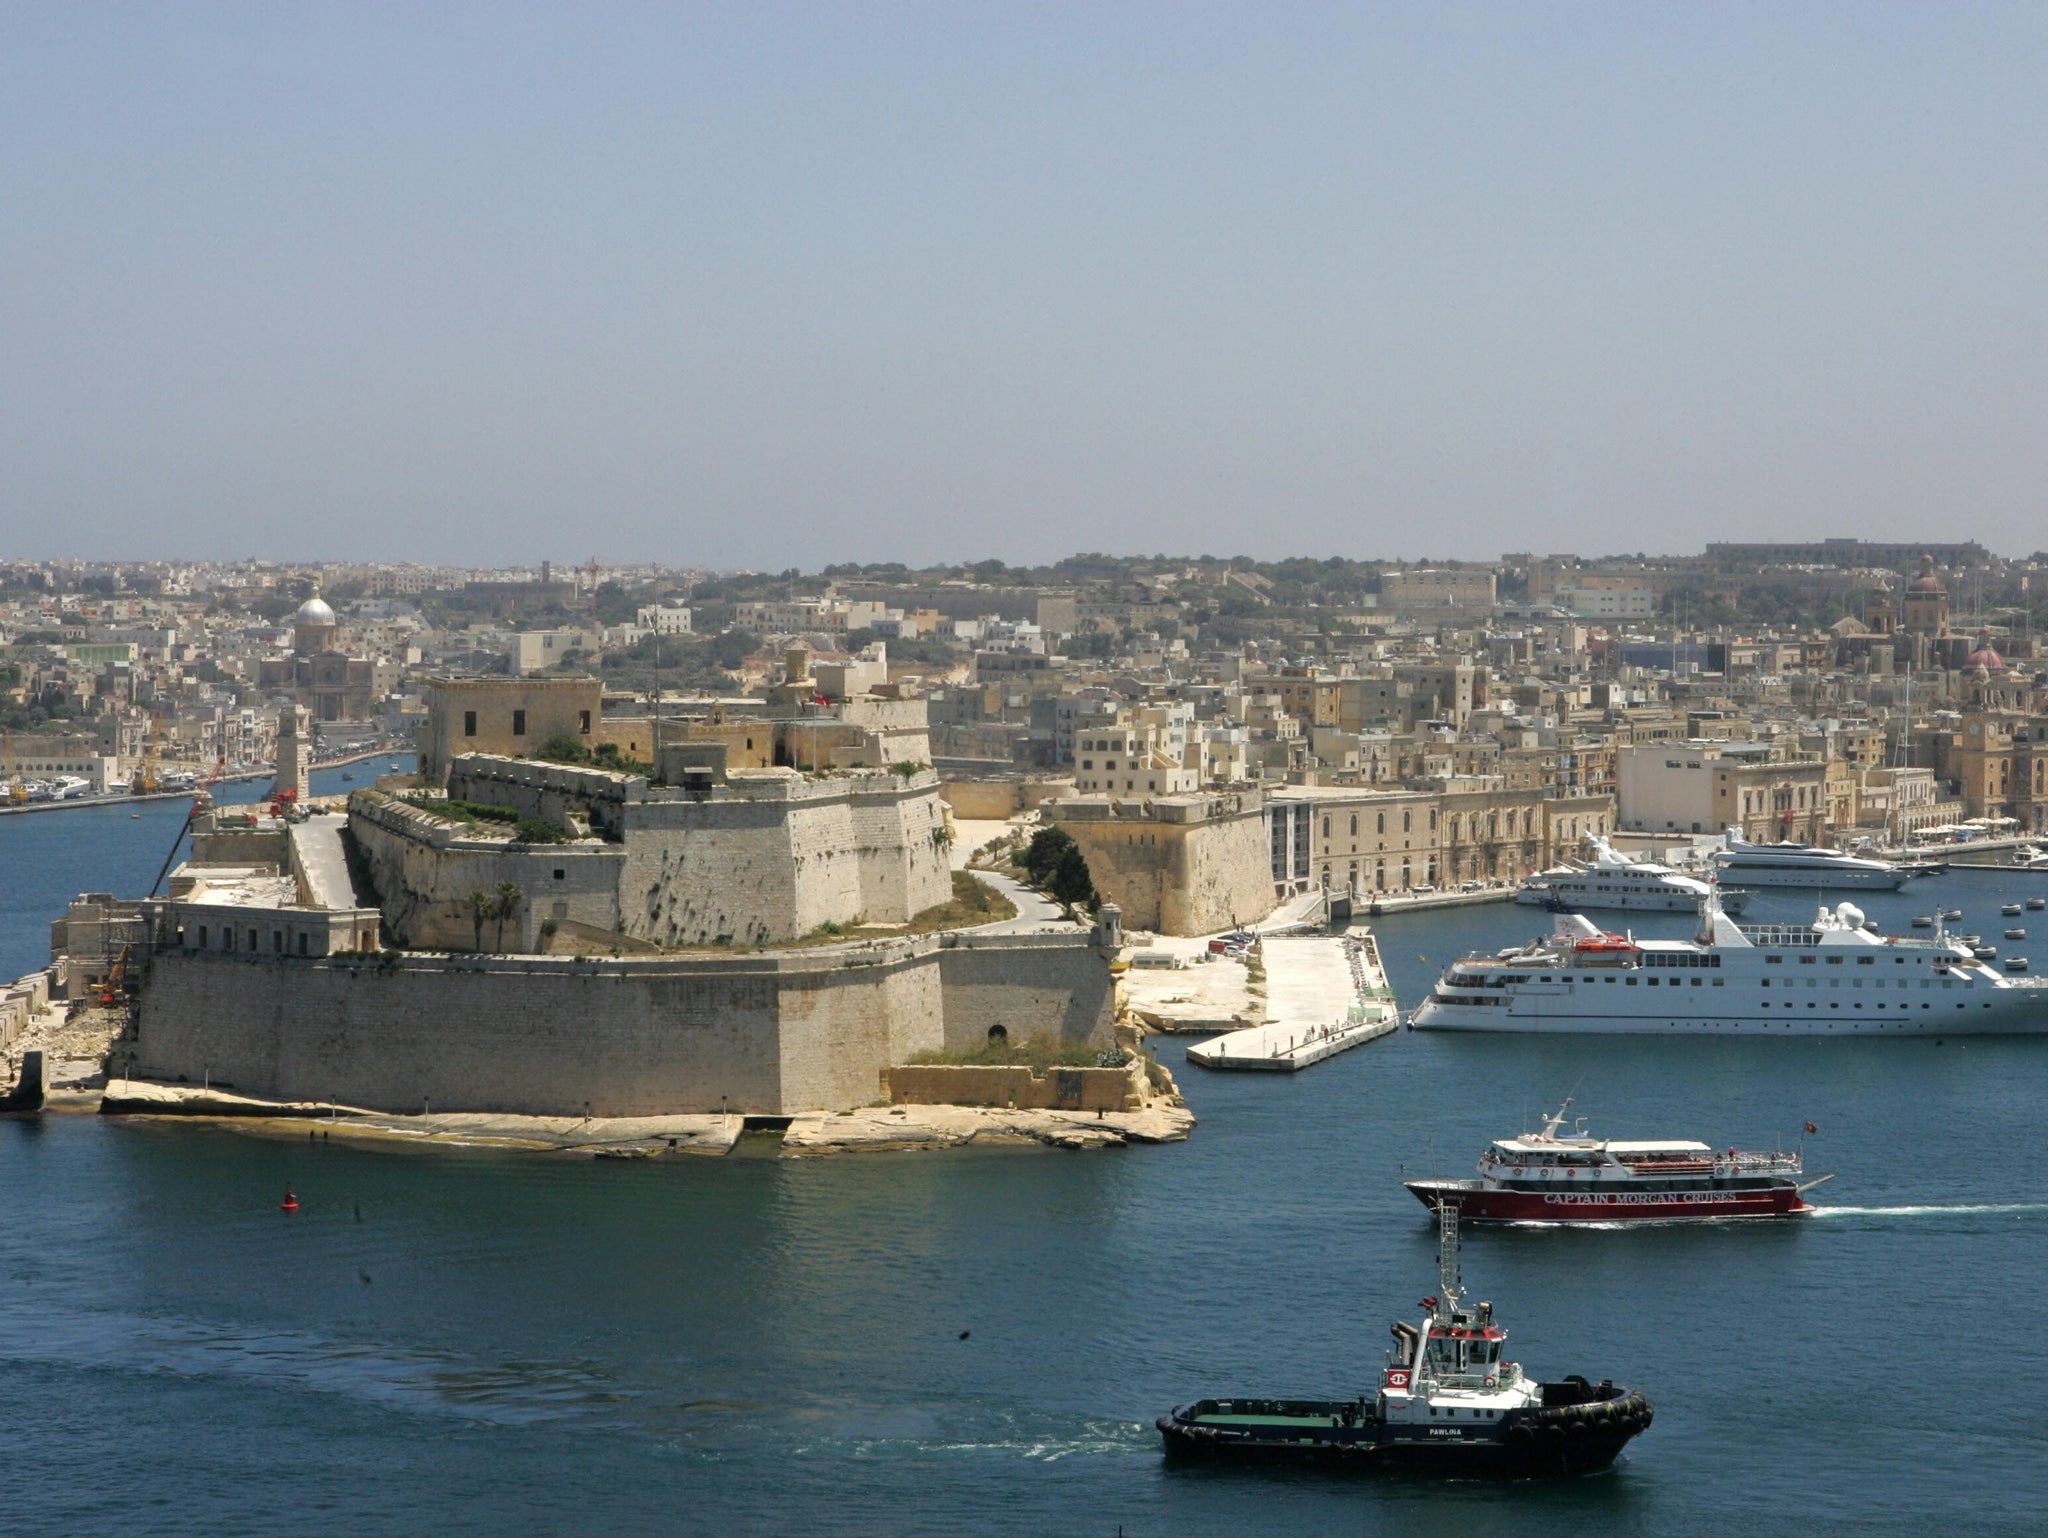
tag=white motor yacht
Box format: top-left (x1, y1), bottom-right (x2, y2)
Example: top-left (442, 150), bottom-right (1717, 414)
top-left (1712, 827), bottom-right (1909, 891)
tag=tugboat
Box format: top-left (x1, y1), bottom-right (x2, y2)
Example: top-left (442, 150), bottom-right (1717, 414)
top-left (1157, 1204), bottom-right (1653, 1475)
top-left (1406, 1101), bottom-right (1822, 1224)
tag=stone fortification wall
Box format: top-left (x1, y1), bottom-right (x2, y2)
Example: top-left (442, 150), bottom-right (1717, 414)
top-left (1049, 795), bottom-right (1275, 935)
top-left (130, 930), bottom-right (1115, 1115)
top-left (2, 971), bottom-right (53, 1051)
top-left (940, 777), bottom-right (1075, 820)
top-left (428, 756), bottom-right (953, 947)
top-left (881, 1057), bottom-right (1144, 1112)
top-left (349, 791), bottom-right (624, 952)
top-left (935, 933), bottom-right (1117, 1053)
top-left (190, 822), bottom-right (291, 869)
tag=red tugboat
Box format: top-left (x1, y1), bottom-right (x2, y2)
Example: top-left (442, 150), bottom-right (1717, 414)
top-left (1406, 1100), bottom-right (1827, 1225)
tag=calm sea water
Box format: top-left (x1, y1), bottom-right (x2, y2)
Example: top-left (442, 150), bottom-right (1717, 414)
top-left (5, 808), bottom-right (2046, 1535)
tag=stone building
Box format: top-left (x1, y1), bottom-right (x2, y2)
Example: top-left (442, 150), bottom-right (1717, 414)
top-left (1617, 742), bottom-right (1831, 842)
top-left (1273, 784), bottom-right (1614, 894)
top-left (1902, 555), bottom-right (1950, 637)
top-left (1046, 789), bottom-right (1275, 935)
top-left (418, 676), bottom-right (603, 783)
top-left (257, 589), bottom-right (379, 721)
top-left (351, 751), bottom-right (953, 952)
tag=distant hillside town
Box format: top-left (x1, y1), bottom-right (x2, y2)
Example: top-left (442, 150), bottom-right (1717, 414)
top-left (8, 537), bottom-right (2048, 1123)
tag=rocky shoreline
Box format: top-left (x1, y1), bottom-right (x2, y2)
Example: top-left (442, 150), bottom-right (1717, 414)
top-left (78, 1078), bottom-right (1193, 1157)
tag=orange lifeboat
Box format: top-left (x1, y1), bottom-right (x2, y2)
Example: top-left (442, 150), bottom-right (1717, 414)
top-left (1571, 933), bottom-right (1640, 961)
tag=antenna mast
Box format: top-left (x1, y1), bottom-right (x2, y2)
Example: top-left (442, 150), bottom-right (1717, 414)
top-left (1434, 1200), bottom-right (1462, 1322)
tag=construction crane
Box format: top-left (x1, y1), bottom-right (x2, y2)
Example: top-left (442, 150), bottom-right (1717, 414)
top-left (192, 743), bottom-right (227, 813)
top-left (2, 727), bottom-right (26, 805)
top-left (132, 711), bottom-right (164, 795)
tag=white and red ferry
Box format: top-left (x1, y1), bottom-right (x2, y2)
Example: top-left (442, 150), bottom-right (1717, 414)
top-left (1406, 1100), bottom-right (1822, 1224)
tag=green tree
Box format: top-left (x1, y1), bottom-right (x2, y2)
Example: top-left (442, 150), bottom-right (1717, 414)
top-left (493, 881), bottom-right (524, 951)
top-left (1020, 826), bottom-right (1078, 885)
top-left (467, 889), bottom-right (493, 951)
top-left (536, 732), bottom-right (592, 764)
top-left (1047, 846), bottom-right (1098, 909)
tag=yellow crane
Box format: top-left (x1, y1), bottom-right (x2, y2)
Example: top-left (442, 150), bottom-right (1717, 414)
top-left (132, 711), bottom-right (164, 795)
top-left (2, 727), bottom-right (26, 805)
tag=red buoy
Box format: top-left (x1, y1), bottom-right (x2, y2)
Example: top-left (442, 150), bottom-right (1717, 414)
top-left (280, 1187), bottom-right (300, 1213)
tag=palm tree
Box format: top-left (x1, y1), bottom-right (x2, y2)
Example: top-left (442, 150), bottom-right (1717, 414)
top-left (467, 889), bottom-right (493, 952)
top-left (493, 881), bottom-right (524, 952)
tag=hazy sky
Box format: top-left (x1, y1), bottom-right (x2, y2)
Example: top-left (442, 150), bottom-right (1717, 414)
top-left (4, 4), bottom-right (2045, 569)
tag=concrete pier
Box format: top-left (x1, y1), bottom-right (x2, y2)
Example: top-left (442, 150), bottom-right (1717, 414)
top-left (1186, 932), bottom-right (1399, 1072)
top-left (1364, 885), bottom-right (1516, 915)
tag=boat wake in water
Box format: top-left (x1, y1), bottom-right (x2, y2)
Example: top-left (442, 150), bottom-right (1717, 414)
top-left (1813, 1202), bottom-right (2048, 1217)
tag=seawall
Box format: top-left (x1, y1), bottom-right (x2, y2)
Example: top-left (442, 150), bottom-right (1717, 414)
top-left (130, 929), bottom-right (1117, 1117)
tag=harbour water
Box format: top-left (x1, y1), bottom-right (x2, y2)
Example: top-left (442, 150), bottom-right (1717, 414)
top-left (5, 815), bottom-right (2047, 1534)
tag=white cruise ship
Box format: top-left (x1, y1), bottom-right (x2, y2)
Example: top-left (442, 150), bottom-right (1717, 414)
top-left (1410, 894), bottom-right (2048, 1036)
top-left (1711, 828), bottom-right (1909, 891)
top-left (1515, 837), bottom-right (1747, 915)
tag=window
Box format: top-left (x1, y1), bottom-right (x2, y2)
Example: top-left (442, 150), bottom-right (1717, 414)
top-left (1350, 814), bottom-right (1358, 836)
top-left (512, 709), bottom-right (527, 736)
top-left (553, 868), bottom-right (566, 881)
top-left (463, 710), bottom-right (477, 737)
top-left (297, 933), bottom-right (308, 955)
top-left (578, 710), bottom-right (592, 733)
top-left (1402, 811), bottom-right (1412, 833)
top-left (1377, 812), bottom-right (1385, 834)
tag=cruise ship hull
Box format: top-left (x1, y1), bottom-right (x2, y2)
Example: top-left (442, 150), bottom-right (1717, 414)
top-left (1410, 992), bottom-right (2048, 1034)
top-left (1406, 1178), bottom-right (1809, 1223)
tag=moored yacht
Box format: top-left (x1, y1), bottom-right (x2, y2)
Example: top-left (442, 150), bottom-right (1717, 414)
top-left (1519, 836), bottom-right (1747, 915)
top-left (1410, 891), bottom-right (2048, 1036)
top-left (1713, 827), bottom-right (1909, 890)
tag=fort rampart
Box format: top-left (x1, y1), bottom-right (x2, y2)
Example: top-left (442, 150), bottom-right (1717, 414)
top-left (129, 928), bottom-right (1117, 1116)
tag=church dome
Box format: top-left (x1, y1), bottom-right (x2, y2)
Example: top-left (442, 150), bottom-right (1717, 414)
top-left (1906, 555), bottom-right (1946, 596)
top-left (294, 594), bottom-right (337, 627)
top-left (1967, 630), bottom-right (2003, 669)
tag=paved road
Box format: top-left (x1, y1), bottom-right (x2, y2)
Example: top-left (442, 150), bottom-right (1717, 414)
top-left (290, 813), bottom-right (359, 909)
top-left (969, 870), bottom-right (1078, 934)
